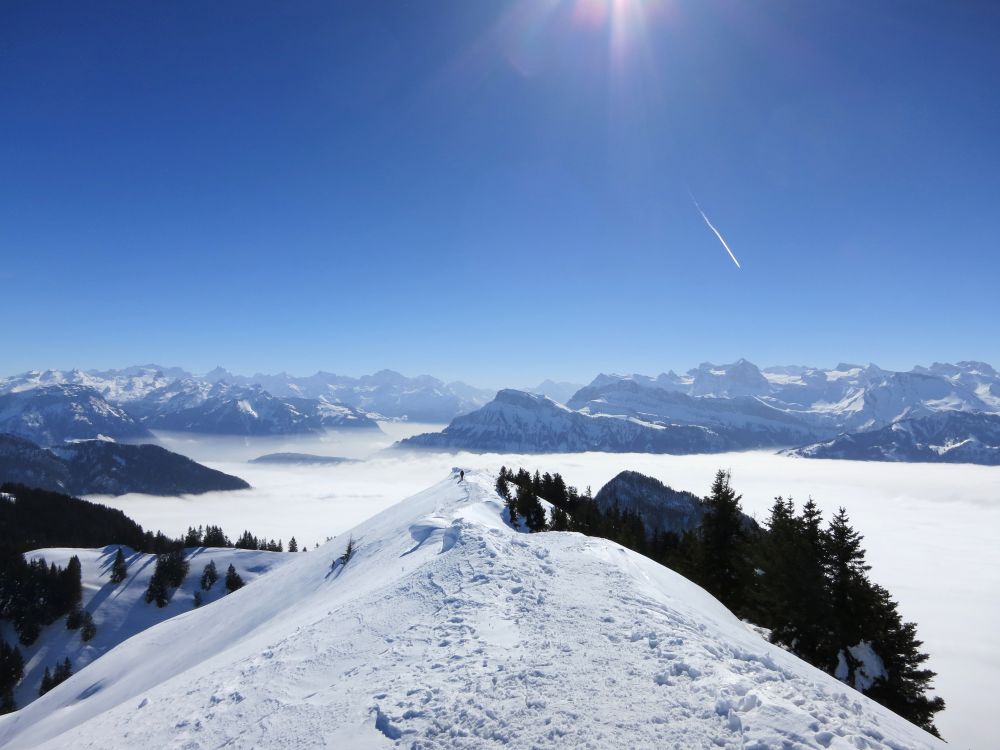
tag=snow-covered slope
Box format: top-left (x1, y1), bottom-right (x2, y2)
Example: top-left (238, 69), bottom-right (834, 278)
top-left (784, 411), bottom-right (1000, 465)
top-left (0, 386), bottom-right (151, 446)
top-left (398, 389), bottom-right (728, 453)
top-left (1, 546), bottom-right (296, 714)
top-left (568, 379), bottom-right (828, 447)
top-left (0, 471), bottom-right (945, 749)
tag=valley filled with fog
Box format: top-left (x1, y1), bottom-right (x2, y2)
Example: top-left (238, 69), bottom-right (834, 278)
top-left (87, 427), bottom-right (1000, 749)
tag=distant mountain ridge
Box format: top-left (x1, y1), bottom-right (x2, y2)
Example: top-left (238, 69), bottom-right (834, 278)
top-left (0, 366), bottom-right (494, 440)
top-left (0, 385), bottom-right (151, 446)
top-left (397, 389), bottom-right (730, 454)
top-left (399, 360), bottom-right (1000, 462)
top-left (593, 470), bottom-right (759, 536)
top-left (0, 433), bottom-right (250, 495)
top-left (783, 411), bottom-right (1000, 464)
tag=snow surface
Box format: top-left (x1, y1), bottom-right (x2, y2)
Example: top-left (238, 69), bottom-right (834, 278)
top-left (1, 546), bottom-right (296, 713)
top-left (0, 471), bottom-right (945, 749)
top-left (81, 437), bottom-right (1000, 749)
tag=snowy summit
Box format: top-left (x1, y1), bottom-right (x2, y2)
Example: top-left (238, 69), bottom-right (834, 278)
top-left (0, 471), bottom-right (945, 749)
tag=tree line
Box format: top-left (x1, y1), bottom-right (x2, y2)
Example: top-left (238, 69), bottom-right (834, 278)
top-left (495, 466), bottom-right (944, 736)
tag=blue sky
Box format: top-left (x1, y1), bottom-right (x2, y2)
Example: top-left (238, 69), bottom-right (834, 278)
top-left (2, 1), bottom-right (998, 388)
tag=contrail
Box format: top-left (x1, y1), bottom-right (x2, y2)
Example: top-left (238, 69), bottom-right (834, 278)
top-left (690, 193), bottom-right (741, 269)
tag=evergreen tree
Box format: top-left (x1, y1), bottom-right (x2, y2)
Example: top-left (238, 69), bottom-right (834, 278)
top-left (288, 537), bottom-right (298, 553)
top-left (235, 531), bottom-right (259, 550)
top-left (225, 564), bottom-right (244, 593)
top-left (80, 610), bottom-right (96, 642)
top-left (62, 555), bottom-right (83, 611)
top-left (145, 549), bottom-right (189, 607)
top-left (505, 493), bottom-right (519, 527)
top-left (755, 497), bottom-right (829, 663)
top-left (516, 484), bottom-right (547, 532)
top-left (549, 506), bottom-right (570, 531)
top-left (0, 638), bottom-right (23, 715)
top-left (144, 573), bottom-right (168, 608)
top-left (697, 470), bottom-right (752, 615)
top-left (109, 547), bottom-right (128, 584)
top-left (495, 473), bottom-right (511, 503)
top-left (825, 507), bottom-right (874, 667)
top-left (184, 526), bottom-right (203, 547)
top-left (66, 606), bottom-right (83, 630)
top-left (55, 657), bottom-right (72, 684)
top-left (202, 525), bottom-right (230, 547)
top-left (39, 667), bottom-right (52, 696)
top-left (864, 584), bottom-right (945, 735)
top-left (200, 560), bottom-right (219, 591)
top-left (336, 536), bottom-right (356, 568)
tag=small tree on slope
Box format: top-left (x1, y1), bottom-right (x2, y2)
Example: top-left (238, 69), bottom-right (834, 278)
top-left (109, 548), bottom-right (128, 584)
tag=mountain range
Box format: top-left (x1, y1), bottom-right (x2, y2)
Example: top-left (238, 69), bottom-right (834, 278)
top-left (4, 360), bottom-right (1000, 463)
top-left (0, 366), bottom-right (496, 445)
top-left (401, 360), bottom-right (1000, 464)
top-left (784, 411), bottom-right (1000, 465)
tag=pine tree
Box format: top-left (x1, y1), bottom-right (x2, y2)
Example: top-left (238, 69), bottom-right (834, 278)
top-left (516, 484), bottom-right (547, 532)
top-left (0, 637), bottom-right (24, 714)
top-left (225, 564), bottom-right (244, 593)
top-left (203, 525), bottom-right (230, 547)
top-left (39, 667), bottom-right (52, 696)
top-left (184, 526), bottom-right (203, 547)
top-left (755, 497), bottom-right (829, 663)
top-left (697, 470), bottom-right (751, 615)
top-left (62, 555), bottom-right (83, 611)
top-left (200, 560), bottom-right (219, 591)
top-left (863, 584), bottom-right (945, 735)
top-left (235, 531), bottom-right (258, 550)
top-left (66, 606), bottom-right (83, 630)
top-left (336, 536), bottom-right (356, 568)
top-left (495, 473), bottom-right (510, 501)
top-left (56, 657), bottom-right (72, 683)
top-left (144, 549), bottom-right (188, 608)
top-left (825, 507), bottom-right (874, 667)
top-left (109, 547), bottom-right (128, 584)
top-left (288, 537), bottom-right (298, 553)
top-left (549, 506), bottom-right (570, 531)
top-left (505, 492), bottom-right (519, 527)
top-left (80, 610), bottom-right (96, 642)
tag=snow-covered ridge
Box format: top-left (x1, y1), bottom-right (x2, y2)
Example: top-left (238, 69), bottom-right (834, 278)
top-left (0, 471), bottom-right (945, 749)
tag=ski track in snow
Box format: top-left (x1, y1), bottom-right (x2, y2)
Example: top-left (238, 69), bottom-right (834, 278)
top-left (0, 472), bottom-right (944, 750)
